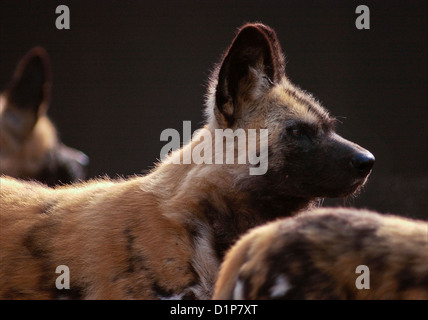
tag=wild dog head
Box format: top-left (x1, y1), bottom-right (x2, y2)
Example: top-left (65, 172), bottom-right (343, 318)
top-left (205, 23), bottom-right (374, 199)
top-left (0, 47), bottom-right (89, 186)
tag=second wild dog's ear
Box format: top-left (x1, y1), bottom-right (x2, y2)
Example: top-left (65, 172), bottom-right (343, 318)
top-left (2, 47), bottom-right (52, 139)
top-left (6, 47), bottom-right (52, 114)
top-left (215, 23), bottom-right (285, 126)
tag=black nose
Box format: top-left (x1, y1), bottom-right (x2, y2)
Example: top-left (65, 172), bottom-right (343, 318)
top-left (351, 152), bottom-right (375, 176)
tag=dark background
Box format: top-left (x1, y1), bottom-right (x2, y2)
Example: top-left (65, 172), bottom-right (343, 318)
top-left (1, 1), bottom-right (426, 220)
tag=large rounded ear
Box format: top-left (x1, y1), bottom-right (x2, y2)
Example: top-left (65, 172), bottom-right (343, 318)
top-left (215, 23), bottom-right (285, 126)
top-left (5, 46), bottom-right (52, 116)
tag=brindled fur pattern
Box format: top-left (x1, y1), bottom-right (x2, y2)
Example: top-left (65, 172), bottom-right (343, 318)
top-left (1, 23), bottom-right (375, 299)
top-left (213, 208), bottom-right (428, 300)
top-left (0, 47), bottom-right (89, 186)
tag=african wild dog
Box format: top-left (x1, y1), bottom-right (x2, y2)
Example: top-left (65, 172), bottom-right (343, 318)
top-left (0, 23), bottom-right (374, 299)
top-left (0, 47), bottom-right (89, 186)
top-left (213, 208), bottom-right (428, 300)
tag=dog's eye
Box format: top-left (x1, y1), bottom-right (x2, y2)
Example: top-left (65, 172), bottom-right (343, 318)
top-left (291, 128), bottom-right (301, 137)
top-left (286, 123), bottom-right (312, 141)
top-left (288, 127), bottom-right (303, 138)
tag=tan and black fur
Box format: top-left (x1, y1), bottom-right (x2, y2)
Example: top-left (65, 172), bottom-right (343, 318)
top-left (213, 208), bottom-right (428, 300)
top-left (0, 23), bottom-right (374, 299)
top-left (0, 47), bottom-right (89, 186)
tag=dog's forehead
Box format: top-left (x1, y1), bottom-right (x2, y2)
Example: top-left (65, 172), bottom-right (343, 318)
top-left (268, 82), bottom-right (332, 127)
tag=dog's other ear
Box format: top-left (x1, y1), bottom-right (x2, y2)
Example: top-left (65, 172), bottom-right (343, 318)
top-left (215, 23), bottom-right (285, 126)
top-left (2, 47), bottom-right (52, 139)
top-left (6, 47), bottom-right (52, 114)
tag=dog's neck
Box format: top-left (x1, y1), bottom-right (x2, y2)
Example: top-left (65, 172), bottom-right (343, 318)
top-left (149, 152), bottom-right (315, 261)
top-left (196, 187), bottom-right (314, 261)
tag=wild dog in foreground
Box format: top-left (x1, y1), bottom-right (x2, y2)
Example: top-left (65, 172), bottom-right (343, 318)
top-left (0, 47), bottom-right (89, 186)
top-left (0, 23), bottom-right (375, 299)
top-left (213, 208), bottom-right (428, 300)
